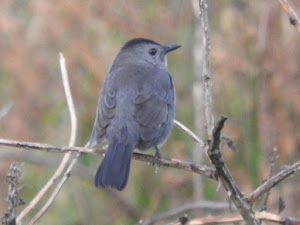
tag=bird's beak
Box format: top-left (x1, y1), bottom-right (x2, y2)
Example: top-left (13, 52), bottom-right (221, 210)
top-left (163, 44), bottom-right (181, 54)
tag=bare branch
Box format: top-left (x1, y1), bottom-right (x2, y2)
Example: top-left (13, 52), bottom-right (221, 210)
top-left (16, 53), bottom-right (77, 223)
top-left (261, 146), bottom-right (278, 212)
top-left (247, 160), bottom-right (300, 203)
top-left (174, 120), bottom-right (205, 148)
top-left (278, 0), bottom-right (300, 32)
top-left (169, 211), bottom-right (300, 225)
top-left (28, 153), bottom-right (80, 225)
top-left (59, 52), bottom-right (77, 147)
top-left (0, 148), bottom-right (94, 181)
top-left (141, 201), bottom-right (234, 225)
top-left (207, 116), bottom-right (258, 225)
top-left (16, 151), bottom-right (72, 223)
top-left (27, 53), bottom-right (78, 224)
top-left (0, 138), bottom-right (92, 153)
top-left (0, 149), bottom-right (142, 220)
top-left (0, 138), bottom-right (217, 179)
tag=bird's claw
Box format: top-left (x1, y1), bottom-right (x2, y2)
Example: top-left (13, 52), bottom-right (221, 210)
top-left (151, 146), bottom-right (162, 167)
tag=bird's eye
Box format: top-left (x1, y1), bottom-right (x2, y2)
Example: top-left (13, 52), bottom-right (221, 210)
top-left (148, 48), bottom-right (157, 56)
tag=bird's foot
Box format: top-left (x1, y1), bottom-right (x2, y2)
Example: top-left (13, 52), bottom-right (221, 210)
top-left (151, 146), bottom-right (162, 167)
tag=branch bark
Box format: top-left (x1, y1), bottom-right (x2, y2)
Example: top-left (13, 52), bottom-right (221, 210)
top-left (207, 116), bottom-right (259, 225)
top-left (0, 138), bottom-right (217, 180)
top-left (247, 161), bottom-right (300, 203)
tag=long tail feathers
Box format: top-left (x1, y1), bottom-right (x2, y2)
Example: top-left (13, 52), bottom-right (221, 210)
top-left (94, 141), bottom-right (133, 191)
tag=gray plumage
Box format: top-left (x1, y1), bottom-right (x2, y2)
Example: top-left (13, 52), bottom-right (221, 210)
top-left (86, 38), bottom-right (180, 190)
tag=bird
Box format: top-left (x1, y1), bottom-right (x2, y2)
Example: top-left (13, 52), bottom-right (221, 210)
top-left (86, 38), bottom-right (180, 190)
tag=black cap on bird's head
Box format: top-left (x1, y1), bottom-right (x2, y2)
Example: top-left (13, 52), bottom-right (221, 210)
top-left (121, 38), bottom-right (159, 51)
top-left (121, 38), bottom-right (181, 54)
top-left (118, 38), bottom-right (181, 69)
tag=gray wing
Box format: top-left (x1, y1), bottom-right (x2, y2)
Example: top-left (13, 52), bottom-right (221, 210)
top-left (86, 86), bottom-right (116, 148)
top-left (132, 73), bottom-right (174, 129)
top-left (133, 94), bottom-right (168, 128)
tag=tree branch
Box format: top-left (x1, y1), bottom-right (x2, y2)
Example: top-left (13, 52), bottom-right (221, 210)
top-left (247, 160), bottom-right (300, 203)
top-left (26, 53), bottom-right (78, 225)
top-left (60, 52), bottom-right (78, 148)
top-left (0, 149), bottom-right (94, 181)
top-left (260, 146), bottom-right (278, 212)
top-left (174, 120), bottom-right (206, 149)
top-left (278, 0), bottom-right (300, 33)
top-left (207, 116), bottom-right (259, 225)
top-left (16, 53), bottom-right (77, 224)
top-left (28, 153), bottom-right (80, 225)
top-left (0, 138), bottom-right (217, 179)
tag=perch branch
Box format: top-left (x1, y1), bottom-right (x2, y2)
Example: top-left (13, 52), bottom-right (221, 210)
top-left (207, 116), bottom-right (258, 225)
top-left (278, 0), bottom-right (300, 32)
top-left (27, 53), bottom-right (78, 225)
top-left (0, 138), bottom-right (217, 179)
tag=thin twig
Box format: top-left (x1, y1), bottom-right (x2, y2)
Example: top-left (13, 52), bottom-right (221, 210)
top-left (261, 146), bottom-right (278, 211)
top-left (28, 153), bottom-right (80, 225)
top-left (278, 0), bottom-right (300, 32)
top-left (207, 116), bottom-right (258, 225)
top-left (141, 201), bottom-right (234, 225)
top-left (59, 52), bottom-right (77, 147)
top-left (16, 146), bottom-right (72, 223)
top-left (0, 138), bottom-right (217, 179)
top-left (16, 53), bottom-right (76, 224)
top-left (169, 211), bottom-right (300, 225)
top-left (174, 120), bottom-right (205, 148)
top-left (0, 150), bottom-right (142, 219)
top-left (247, 160), bottom-right (300, 203)
top-left (0, 148), bottom-right (94, 181)
top-left (27, 53), bottom-right (78, 224)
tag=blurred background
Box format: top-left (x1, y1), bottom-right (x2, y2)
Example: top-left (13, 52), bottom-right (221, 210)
top-left (0, 0), bottom-right (299, 224)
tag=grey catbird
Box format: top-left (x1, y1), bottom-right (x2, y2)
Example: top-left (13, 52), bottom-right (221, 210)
top-left (86, 38), bottom-right (180, 190)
